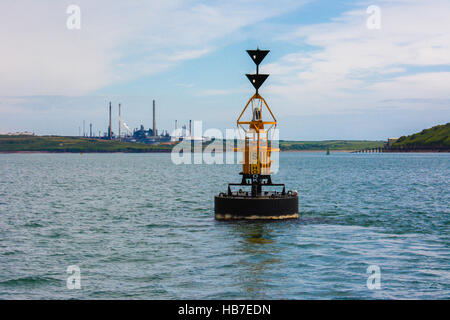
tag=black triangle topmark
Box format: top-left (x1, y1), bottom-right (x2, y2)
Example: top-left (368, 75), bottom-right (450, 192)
top-left (246, 74), bottom-right (269, 91)
top-left (246, 48), bottom-right (270, 93)
top-left (246, 49), bottom-right (270, 66)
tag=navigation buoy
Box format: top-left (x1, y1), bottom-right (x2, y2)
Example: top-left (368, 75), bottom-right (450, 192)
top-left (214, 49), bottom-right (298, 220)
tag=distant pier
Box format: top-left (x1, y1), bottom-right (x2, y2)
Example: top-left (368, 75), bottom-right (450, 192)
top-left (352, 137), bottom-right (397, 153)
top-left (352, 147), bottom-right (385, 153)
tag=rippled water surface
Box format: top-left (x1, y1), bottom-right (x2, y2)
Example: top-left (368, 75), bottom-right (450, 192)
top-left (0, 152), bottom-right (449, 299)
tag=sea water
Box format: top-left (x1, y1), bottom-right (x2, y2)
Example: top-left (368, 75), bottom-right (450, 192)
top-left (0, 152), bottom-right (448, 299)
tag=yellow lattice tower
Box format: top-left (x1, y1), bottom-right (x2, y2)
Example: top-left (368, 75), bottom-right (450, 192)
top-left (237, 93), bottom-right (278, 176)
top-left (233, 49), bottom-right (280, 196)
top-left (214, 48), bottom-right (298, 220)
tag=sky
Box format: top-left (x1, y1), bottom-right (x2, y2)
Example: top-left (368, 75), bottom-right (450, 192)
top-left (0, 0), bottom-right (449, 140)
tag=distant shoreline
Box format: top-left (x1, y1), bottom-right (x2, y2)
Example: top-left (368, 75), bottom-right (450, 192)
top-left (1, 150), bottom-right (448, 154)
top-left (1, 135), bottom-right (448, 153)
top-left (383, 149), bottom-right (449, 153)
top-left (0, 150), bottom-right (172, 154)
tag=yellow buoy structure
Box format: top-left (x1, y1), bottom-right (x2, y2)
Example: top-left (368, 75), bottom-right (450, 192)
top-left (214, 49), bottom-right (299, 220)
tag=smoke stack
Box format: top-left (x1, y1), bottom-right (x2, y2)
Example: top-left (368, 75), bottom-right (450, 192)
top-left (189, 120), bottom-right (192, 137)
top-left (108, 102), bottom-right (112, 140)
top-left (153, 99), bottom-right (156, 136)
top-left (90, 123), bottom-right (92, 137)
top-left (118, 103), bottom-right (122, 139)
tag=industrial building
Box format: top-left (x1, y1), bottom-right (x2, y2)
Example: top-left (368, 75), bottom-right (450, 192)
top-left (98, 99), bottom-right (208, 145)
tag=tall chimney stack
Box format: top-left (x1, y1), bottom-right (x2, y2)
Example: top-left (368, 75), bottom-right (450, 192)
top-left (108, 102), bottom-right (112, 140)
top-left (189, 120), bottom-right (192, 137)
top-left (90, 123), bottom-right (92, 137)
top-left (118, 103), bottom-right (122, 139)
top-left (153, 100), bottom-right (156, 136)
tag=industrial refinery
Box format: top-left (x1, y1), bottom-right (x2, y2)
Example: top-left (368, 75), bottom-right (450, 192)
top-left (79, 99), bottom-right (209, 145)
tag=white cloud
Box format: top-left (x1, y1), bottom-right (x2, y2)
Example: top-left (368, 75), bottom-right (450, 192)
top-left (1, 0), bottom-right (448, 138)
top-left (197, 87), bottom-right (248, 96)
top-left (0, 0), bottom-right (307, 96)
top-left (199, 89), bottom-right (233, 96)
top-left (265, 0), bottom-right (450, 116)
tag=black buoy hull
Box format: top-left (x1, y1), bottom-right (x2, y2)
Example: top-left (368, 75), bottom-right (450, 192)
top-left (214, 195), bottom-right (298, 220)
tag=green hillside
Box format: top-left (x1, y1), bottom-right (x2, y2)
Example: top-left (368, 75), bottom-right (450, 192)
top-left (0, 135), bottom-right (172, 153)
top-left (279, 140), bottom-right (384, 151)
top-left (391, 123), bottom-right (450, 151)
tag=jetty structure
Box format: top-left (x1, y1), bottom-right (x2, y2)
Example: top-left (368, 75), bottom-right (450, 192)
top-left (214, 49), bottom-right (299, 220)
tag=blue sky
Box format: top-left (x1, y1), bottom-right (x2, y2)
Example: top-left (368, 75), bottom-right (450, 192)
top-left (0, 0), bottom-right (449, 140)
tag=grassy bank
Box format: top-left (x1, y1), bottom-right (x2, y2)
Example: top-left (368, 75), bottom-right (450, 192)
top-left (279, 140), bottom-right (385, 151)
top-left (0, 135), bottom-right (172, 153)
top-left (391, 123), bottom-right (450, 151)
top-left (0, 135), bottom-right (387, 153)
